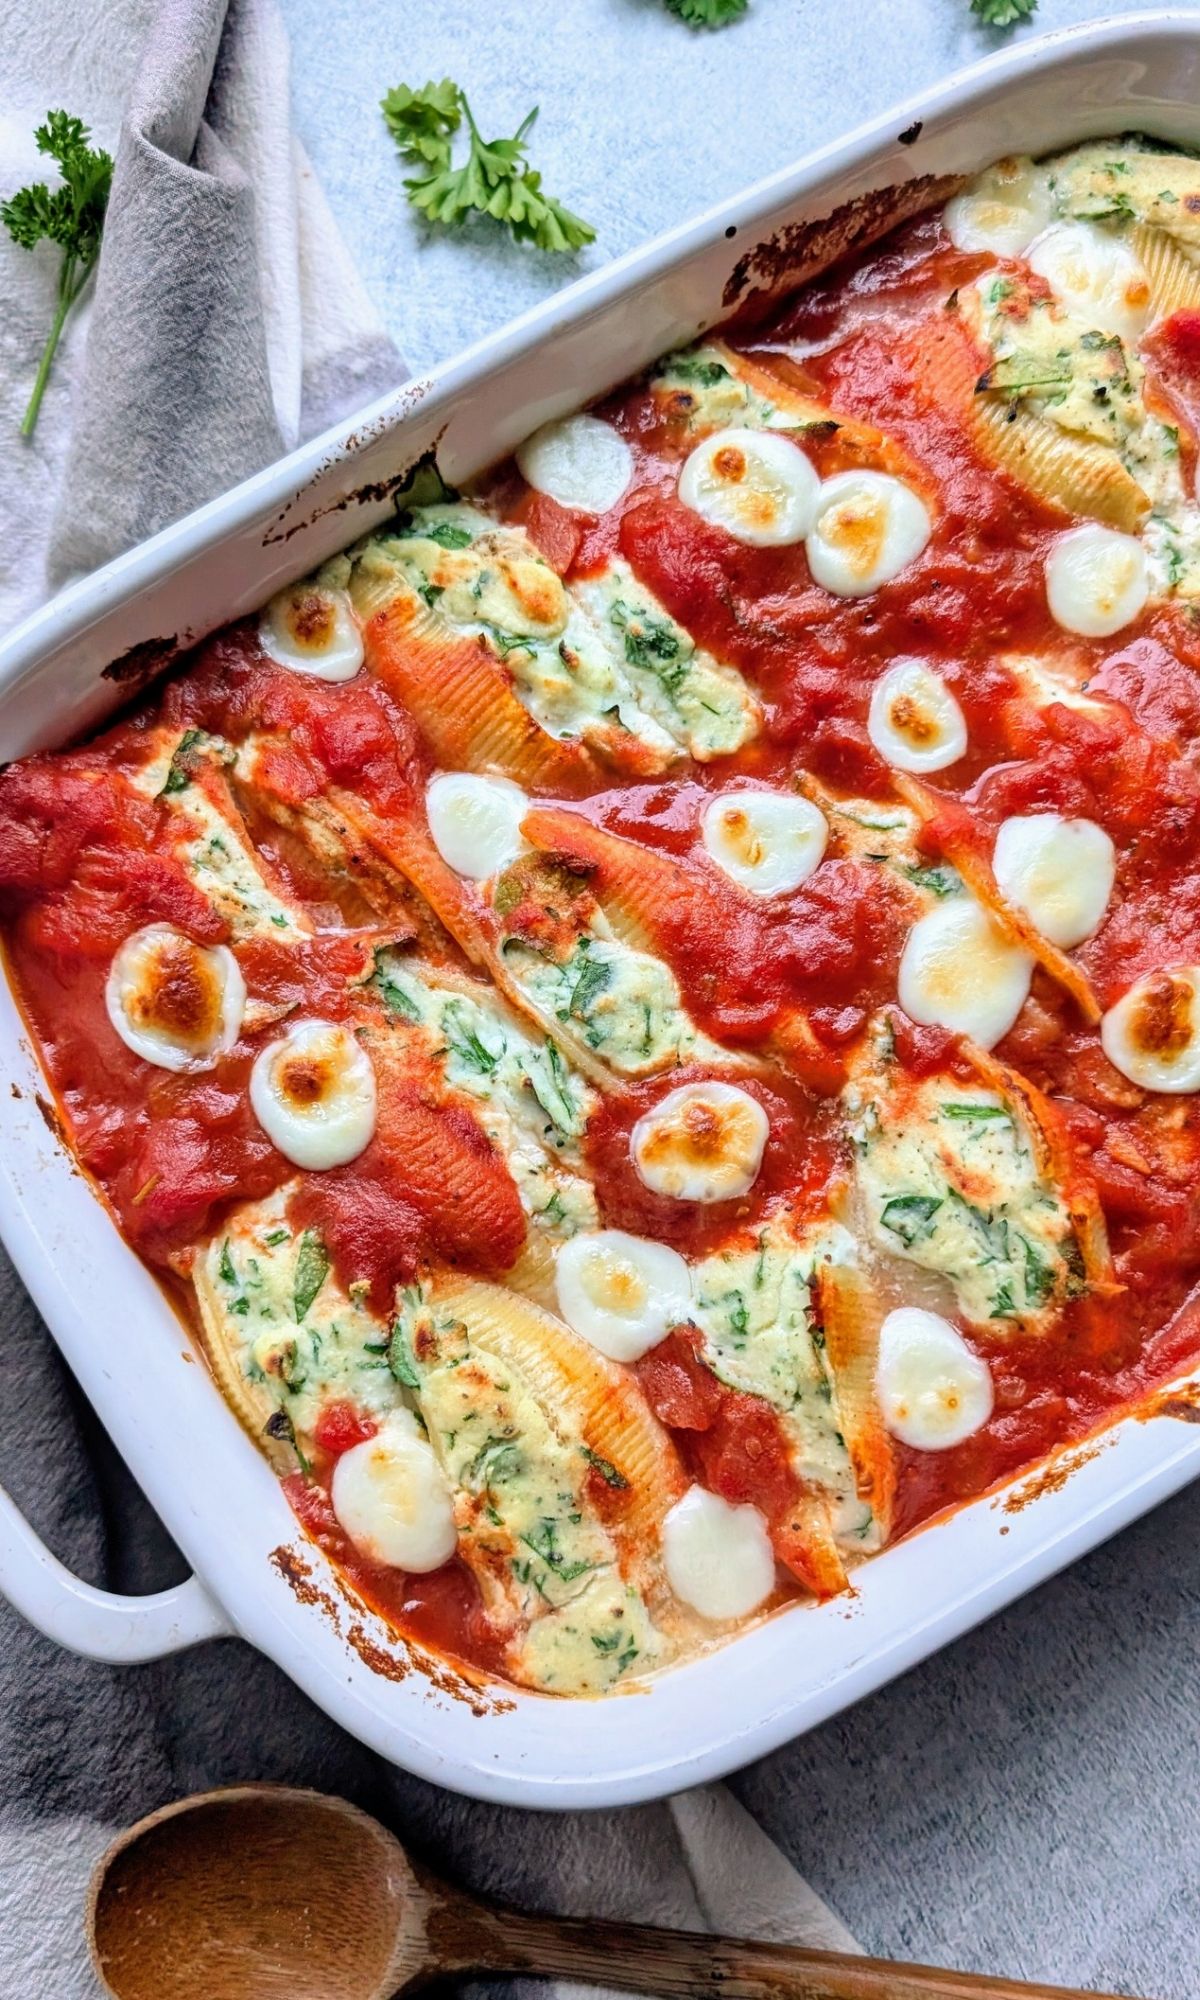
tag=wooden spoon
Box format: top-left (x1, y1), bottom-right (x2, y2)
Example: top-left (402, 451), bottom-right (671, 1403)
top-left (87, 1784), bottom-right (1140, 2000)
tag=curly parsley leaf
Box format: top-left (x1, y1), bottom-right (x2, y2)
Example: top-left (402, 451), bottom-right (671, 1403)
top-left (665, 0), bottom-right (748, 24)
top-left (381, 80), bottom-right (594, 254)
top-left (970, 0), bottom-right (1037, 26)
top-left (2, 110), bottom-right (113, 438)
top-left (380, 79), bottom-right (461, 170)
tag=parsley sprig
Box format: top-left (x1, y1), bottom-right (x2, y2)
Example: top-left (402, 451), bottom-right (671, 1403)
top-left (665, 0), bottom-right (748, 24)
top-left (381, 80), bottom-right (594, 254)
top-left (971, 0), bottom-right (1038, 25)
top-left (2, 111), bottom-right (113, 439)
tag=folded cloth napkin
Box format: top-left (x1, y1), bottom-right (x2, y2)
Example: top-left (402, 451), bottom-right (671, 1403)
top-left (0, 0), bottom-right (398, 627)
top-left (0, 2), bottom-right (862, 1995)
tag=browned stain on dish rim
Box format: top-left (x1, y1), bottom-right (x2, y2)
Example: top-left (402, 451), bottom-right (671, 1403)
top-left (100, 634), bottom-right (184, 690)
top-left (999, 1439), bottom-right (1108, 1516)
top-left (1136, 1381), bottom-right (1200, 1424)
top-left (269, 1544), bottom-right (514, 1716)
top-left (721, 172), bottom-right (966, 328)
top-left (260, 399), bottom-right (444, 547)
top-left (34, 1090), bottom-right (67, 1148)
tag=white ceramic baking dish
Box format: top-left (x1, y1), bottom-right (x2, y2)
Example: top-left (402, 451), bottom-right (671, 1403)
top-left (3, 11), bottom-right (1200, 1809)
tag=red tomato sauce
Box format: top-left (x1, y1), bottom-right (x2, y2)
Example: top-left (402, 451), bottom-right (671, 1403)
top-left (5, 196), bottom-right (1200, 1686)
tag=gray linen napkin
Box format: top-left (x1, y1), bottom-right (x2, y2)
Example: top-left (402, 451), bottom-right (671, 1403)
top-left (0, 2), bottom-right (861, 1993)
top-left (1, 0), bottom-right (398, 625)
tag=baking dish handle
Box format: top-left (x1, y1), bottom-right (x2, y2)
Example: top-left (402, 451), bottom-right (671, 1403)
top-left (0, 1481), bottom-right (232, 1662)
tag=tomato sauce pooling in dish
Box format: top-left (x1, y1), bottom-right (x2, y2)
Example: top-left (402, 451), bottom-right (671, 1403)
top-left (6, 138), bottom-right (1200, 1694)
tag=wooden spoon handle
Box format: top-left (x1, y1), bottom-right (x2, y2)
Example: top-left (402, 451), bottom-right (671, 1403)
top-left (428, 1902), bottom-right (1139, 2000)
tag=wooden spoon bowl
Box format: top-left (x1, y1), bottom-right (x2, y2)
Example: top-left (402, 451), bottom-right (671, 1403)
top-left (87, 1783), bottom-right (1143, 2000)
top-left (88, 1788), bottom-right (416, 2000)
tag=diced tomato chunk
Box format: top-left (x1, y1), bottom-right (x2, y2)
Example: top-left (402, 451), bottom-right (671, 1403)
top-left (313, 1402), bottom-right (378, 1455)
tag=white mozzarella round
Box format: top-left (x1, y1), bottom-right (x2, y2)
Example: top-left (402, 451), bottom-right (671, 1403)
top-left (631, 1080), bottom-right (769, 1204)
top-left (1101, 966), bottom-right (1200, 1093)
top-left (1045, 524), bottom-right (1149, 639)
top-left (250, 1018), bottom-right (377, 1169)
top-left (1027, 220), bottom-right (1151, 345)
top-left (331, 1409), bottom-right (457, 1572)
top-left (426, 772), bottom-right (529, 880)
top-left (259, 582), bottom-right (363, 682)
top-left (106, 924), bottom-right (245, 1072)
top-left (701, 789), bottom-right (827, 897)
top-left (876, 1308), bottom-right (994, 1452)
top-left (677, 427), bottom-right (819, 547)
top-left (867, 659), bottom-right (968, 774)
top-left (898, 897), bottom-right (1033, 1049)
top-left (555, 1229), bottom-right (692, 1363)
top-left (516, 413), bottom-right (633, 515)
top-left (943, 157), bottom-right (1054, 261)
top-left (805, 471), bottom-right (932, 598)
top-left (993, 813), bottom-right (1115, 949)
top-left (662, 1485), bottom-right (776, 1622)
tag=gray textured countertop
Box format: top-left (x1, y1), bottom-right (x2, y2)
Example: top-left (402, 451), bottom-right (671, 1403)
top-left (276, 3), bottom-right (1199, 1991)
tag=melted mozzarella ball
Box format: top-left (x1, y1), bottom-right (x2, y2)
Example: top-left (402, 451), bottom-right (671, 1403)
top-left (662, 1486), bottom-right (776, 1621)
top-left (993, 813), bottom-right (1115, 949)
top-left (876, 1308), bottom-right (994, 1452)
top-left (259, 582), bottom-right (363, 681)
top-left (899, 897), bottom-right (1033, 1050)
top-left (677, 427), bottom-right (819, 547)
top-left (631, 1081), bottom-right (768, 1203)
top-left (106, 925), bottom-right (245, 1072)
top-left (701, 790), bottom-right (827, 897)
top-left (943, 156), bottom-right (1054, 260)
top-left (1027, 220), bottom-right (1151, 345)
top-left (331, 1409), bottom-right (457, 1572)
top-left (250, 1018), bottom-right (377, 1169)
top-left (1045, 524), bottom-right (1149, 639)
top-left (555, 1229), bottom-right (692, 1363)
top-left (426, 772), bottom-right (529, 880)
top-left (1101, 966), bottom-right (1200, 1093)
top-left (867, 659), bottom-right (967, 774)
top-left (805, 471), bottom-right (931, 598)
top-left (516, 413), bottom-right (633, 515)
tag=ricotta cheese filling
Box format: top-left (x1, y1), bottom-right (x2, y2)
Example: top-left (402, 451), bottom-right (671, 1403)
top-left (350, 504), bottom-right (758, 766)
top-left (691, 1216), bottom-right (878, 1547)
top-left (847, 1034), bottom-right (1083, 1330)
top-left (390, 1284), bottom-right (668, 1693)
top-left (366, 947), bottom-right (597, 1235)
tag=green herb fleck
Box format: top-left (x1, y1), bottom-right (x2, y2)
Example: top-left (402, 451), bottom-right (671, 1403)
top-left (444, 1014), bottom-right (501, 1076)
top-left (902, 862), bottom-right (958, 898)
top-left (293, 1231), bottom-right (330, 1322)
top-left (939, 1102), bottom-right (1012, 1123)
top-left (393, 511), bottom-right (473, 548)
top-left (610, 598), bottom-right (690, 695)
top-left (519, 1516), bottom-right (595, 1584)
top-left (159, 728), bottom-right (205, 796)
top-left (465, 1434), bottom-right (524, 1491)
top-left (566, 947), bottom-right (612, 1022)
top-left (880, 1193), bottom-right (943, 1247)
top-left (371, 949), bottom-right (421, 1021)
top-left (662, 353), bottom-right (732, 386)
top-left (388, 1318), bottom-right (422, 1390)
top-left (581, 1444), bottom-right (630, 1490)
